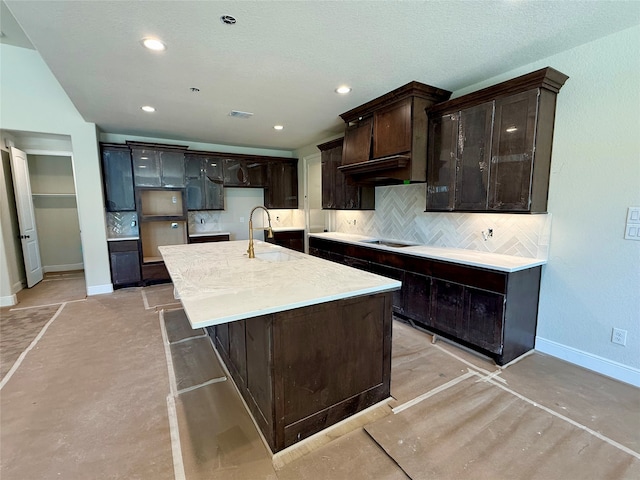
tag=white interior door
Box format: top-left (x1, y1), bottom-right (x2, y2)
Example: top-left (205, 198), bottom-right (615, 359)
top-left (10, 147), bottom-right (43, 287)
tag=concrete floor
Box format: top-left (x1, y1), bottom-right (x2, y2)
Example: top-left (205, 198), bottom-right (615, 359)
top-left (1, 272), bottom-right (638, 479)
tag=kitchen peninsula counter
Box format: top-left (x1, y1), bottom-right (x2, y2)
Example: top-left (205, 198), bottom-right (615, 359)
top-left (159, 240), bottom-right (400, 453)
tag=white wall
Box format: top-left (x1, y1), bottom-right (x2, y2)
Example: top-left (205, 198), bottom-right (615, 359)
top-left (0, 44), bottom-right (112, 296)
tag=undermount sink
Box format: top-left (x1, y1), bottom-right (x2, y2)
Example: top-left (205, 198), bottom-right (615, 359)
top-left (254, 251), bottom-right (297, 262)
top-left (360, 240), bottom-right (416, 248)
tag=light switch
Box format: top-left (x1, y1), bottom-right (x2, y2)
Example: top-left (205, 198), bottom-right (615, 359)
top-left (624, 207), bottom-right (640, 241)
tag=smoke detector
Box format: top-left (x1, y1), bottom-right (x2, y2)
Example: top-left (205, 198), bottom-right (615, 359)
top-left (220, 15), bottom-right (237, 25)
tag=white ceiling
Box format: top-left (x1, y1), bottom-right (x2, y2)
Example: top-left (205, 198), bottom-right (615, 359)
top-left (3, 1), bottom-right (640, 152)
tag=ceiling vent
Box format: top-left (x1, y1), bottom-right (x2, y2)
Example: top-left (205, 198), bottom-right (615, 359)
top-left (229, 110), bottom-right (254, 119)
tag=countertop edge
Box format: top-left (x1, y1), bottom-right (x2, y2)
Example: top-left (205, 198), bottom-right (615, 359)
top-left (309, 232), bottom-right (546, 273)
top-left (185, 283), bottom-right (401, 329)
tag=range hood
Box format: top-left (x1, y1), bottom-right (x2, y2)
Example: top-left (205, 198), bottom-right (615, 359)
top-left (337, 81), bottom-right (451, 186)
top-left (337, 155), bottom-right (412, 186)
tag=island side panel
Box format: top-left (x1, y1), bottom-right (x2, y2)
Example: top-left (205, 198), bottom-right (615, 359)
top-left (273, 292), bottom-right (393, 451)
top-left (208, 291), bottom-right (393, 454)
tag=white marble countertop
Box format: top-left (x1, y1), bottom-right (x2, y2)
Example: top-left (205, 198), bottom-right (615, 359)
top-left (309, 232), bottom-right (546, 273)
top-left (159, 240), bottom-right (401, 329)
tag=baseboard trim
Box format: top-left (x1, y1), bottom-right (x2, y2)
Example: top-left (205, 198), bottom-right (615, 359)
top-left (87, 283), bottom-right (113, 296)
top-left (43, 263), bottom-right (84, 273)
top-left (535, 336), bottom-right (640, 388)
top-left (0, 294), bottom-right (17, 307)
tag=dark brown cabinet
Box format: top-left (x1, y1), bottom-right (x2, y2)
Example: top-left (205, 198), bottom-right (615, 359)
top-left (188, 233), bottom-right (230, 244)
top-left (338, 82), bottom-right (451, 185)
top-left (101, 144), bottom-right (135, 212)
top-left (210, 291), bottom-right (392, 453)
top-left (223, 158), bottom-right (266, 187)
top-left (265, 160), bottom-right (298, 208)
top-left (185, 153), bottom-right (224, 210)
top-left (488, 90), bottom-right (539, 211)
top-left (308, 236), bottom-right (541, 365)
top-left (108, 240), bottom-right (141, 287)
top-left (129, 143), bottom-right (186, 188)
top-left (266, 229), bottom-right (304, 252)
top-left (426, 67), bottom-right (568, 213)
top-left (318, 138), bottom-right (375, 210)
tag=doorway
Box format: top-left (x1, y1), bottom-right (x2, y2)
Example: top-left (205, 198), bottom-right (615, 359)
top-left (303, 152), bottom-right (329, 252)
top-left (3, 131), bottom-right (84, 296)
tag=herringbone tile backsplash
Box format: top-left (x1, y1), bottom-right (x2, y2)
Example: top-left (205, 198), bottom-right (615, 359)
top-left (335, 184), bottom-right (551, 259)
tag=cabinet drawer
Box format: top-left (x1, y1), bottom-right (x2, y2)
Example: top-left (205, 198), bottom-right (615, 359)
top-left (107, 239), bottom-right (139, 253)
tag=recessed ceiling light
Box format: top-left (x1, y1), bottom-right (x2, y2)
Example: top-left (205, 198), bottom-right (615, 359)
top-left (141, 37), bottom-right (166, 51)
top-left (335, 86), bottom-right (352, 94)
top-left (141, 105), bottom-right (156, 113)
top-left (273, 125), bottom-right (284, 131)
top-left (220, 15), bottom-right (237, 25)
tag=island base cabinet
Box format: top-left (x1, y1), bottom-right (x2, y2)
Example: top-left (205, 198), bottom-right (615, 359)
top-left (209, 291), bottom-right (393, 453)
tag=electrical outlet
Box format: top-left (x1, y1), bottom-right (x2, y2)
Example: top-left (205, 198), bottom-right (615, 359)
top-left (612, 328), bottom-right (627, 346)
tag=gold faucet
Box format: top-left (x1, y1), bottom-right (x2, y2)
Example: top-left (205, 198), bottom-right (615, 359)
top-left (247, 205), bottom-right (274, 258)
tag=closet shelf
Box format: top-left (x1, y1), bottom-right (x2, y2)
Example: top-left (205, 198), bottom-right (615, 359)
top-left (32, 193), bottom-right (76, 197)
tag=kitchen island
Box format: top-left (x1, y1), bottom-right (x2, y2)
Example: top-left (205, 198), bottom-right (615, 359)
top-left (159, 240), bottom-right (400, 453)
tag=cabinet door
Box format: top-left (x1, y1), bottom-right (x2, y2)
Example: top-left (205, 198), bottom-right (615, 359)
top-left (245, 315), bottom-right (274, 429)
top-left (461, 287), bottom-right (504, 354)
top-left (373, 98), bottom-right (412, 159)
top-left (159, 151), bottom-right (186, 187)
top-left (321, 147), bottom-right (338, 209)
top-left (342, 118), bottom-right (372, 165)
top-left (223, 159), bottom-right (266, 186)
top-left (102, 146), bottom-right (135, 211)
top-left (266, 161), bottom-right (298, 209)
top-left (404, 271), bottom-right (431, 325)
top-left (185, 156), bottom-right (205, 210)
top-left (455, 102), bottom-right (494, 210)
top-left (429, 278), bottom-right (463, 336)
top-left (108, 242), bottom-right (141, 286)
top-left (131, 148), bottom-right (161, 187)
top-left (203, 156), bottom-right (224, 209)
top-left (426, 113), bottom-right (458, 210)
top-left (229, 320), bottom-right (247, 386)
top-left (368, 262), bottom-right (405, 314)
top-left (489, 90), bottom-right (538, 211)
top-left (215, 323), bottom-right (230, 356)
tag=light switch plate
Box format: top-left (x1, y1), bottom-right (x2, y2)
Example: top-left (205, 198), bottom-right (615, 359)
top-left (624, 207), bottom-right (640, 241)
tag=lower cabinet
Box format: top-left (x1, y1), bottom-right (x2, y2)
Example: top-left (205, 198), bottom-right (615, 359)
top-left (308, 236), bottom-right (541, 365)
top-left (266, 229), bottom-right (304, 252)
top-left (188, 233), bottom-right (230, 244)
top-left (108, 240), bottom-right (141, 287)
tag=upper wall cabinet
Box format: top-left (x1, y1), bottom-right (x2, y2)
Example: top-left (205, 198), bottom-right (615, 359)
top-left (318, 138), bottom-right (374, 210)
top-left (185, 152), bottom-right (224, 211)
top-left (426, 67), bottom-right (569, 213)
top-left (223, 158), bottom-right (267, 187)
top-left (101, 144), bottom-right (135, 211)
top-left (128, 142), bottom-right (187, 188)
top-left (265, 159), bottom-right (298, 209)
top-left (338, 82), bottom-right (452, 186)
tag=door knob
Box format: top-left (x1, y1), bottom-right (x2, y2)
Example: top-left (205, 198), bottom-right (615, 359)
top-left (20, 234), bottom-right (30, 239)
